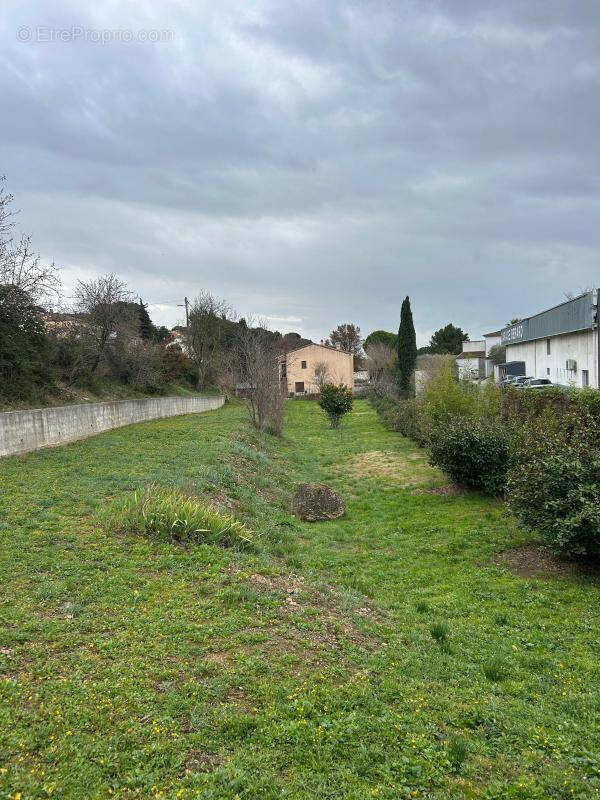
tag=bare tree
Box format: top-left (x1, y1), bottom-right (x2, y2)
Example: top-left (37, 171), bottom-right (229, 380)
top-left (366, 342), bottom-right (397, 397)
top-left (564, 286), bottom-right (594, 301)
top-left (234, 321), bottom-right (285, 436)
top-left (73, 273), bottom-right (134, 375)
top-left (185, 291), bottom-right (232, 391)
top-left (1, 235), bottom-right (60, 302)
top-left (0, 178), bottom-right (60, 303)
top-left (0, 176), bottom-right (15, 247)
top-left (313, 361), bottom-right (331, 392)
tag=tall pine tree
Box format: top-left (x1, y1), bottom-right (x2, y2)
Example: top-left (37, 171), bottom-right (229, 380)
top-left (138, 299), bottom-right (156, 341)
top-left (397, 296), bottom-right (417, 396)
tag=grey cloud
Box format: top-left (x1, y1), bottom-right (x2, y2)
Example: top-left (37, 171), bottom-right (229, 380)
top-left (1, 0), bottom-right (599, 344)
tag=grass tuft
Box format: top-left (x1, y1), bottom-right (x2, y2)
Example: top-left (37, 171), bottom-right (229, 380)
top-left (447, 735), bottom-right (469, 772)
top-left (482, 655), bottom-right (509, 682)
top-left (430, 620), bottom-right (450, 643)
top-left (103, 484), bottom-right (255, 548)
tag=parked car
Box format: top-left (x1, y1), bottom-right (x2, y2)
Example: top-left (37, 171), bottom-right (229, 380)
top-left (512, 376), bottom-right (534, 388)
top-left (500, 375), bottom-right (523, 387)
top-left (522, 378), bottom-right (553, 390)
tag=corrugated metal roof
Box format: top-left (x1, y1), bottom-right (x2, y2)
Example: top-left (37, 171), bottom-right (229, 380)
top-left (502, 290), bottom-right (598, 345)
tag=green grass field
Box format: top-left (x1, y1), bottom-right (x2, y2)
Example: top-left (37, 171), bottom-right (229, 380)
top-left (1, 400), bottom-right (598, 799)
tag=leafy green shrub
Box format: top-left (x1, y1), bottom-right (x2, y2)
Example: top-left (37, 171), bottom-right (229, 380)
top-left (427, 415), bottom-right (509, 495)
top-left (318, 383), bottom-right (353, 428)
top-left (506, 394), bottom-right (600, 556)
top-left (502, 384), bottom-right (600, 428)
top-left (0, 285), bottom-right (53, 401)
top-left (419, 363), bottom-right (478, 441)
top-left (419, 362), bottom-right (502, 443)
top-left (104, 485), bottom-right (255, 548)
top-left (378, 397), bottom-right (423, 443)
top-left (370, 390), bottom-right (427, 443)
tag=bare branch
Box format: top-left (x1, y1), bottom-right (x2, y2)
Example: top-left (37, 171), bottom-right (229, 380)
top-left (0, 234), bottom-right (60, 302)
top-left (73, 273), bottom-right (134, 374)
top-left (234, 318), bottom-right (285, 436)
top-left (184, 291), bottom-right (233, 391)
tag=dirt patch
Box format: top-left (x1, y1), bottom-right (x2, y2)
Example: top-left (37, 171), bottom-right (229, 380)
top-left (202, 651), bottom-right (231, 667)
top-left (345, 450), bottom-right (440, 486)
top-left (249, 572), bottom-right (305, 596)
top-left (222, 567), bottom-right (385, 659)
top-left (202, 488), bottom-right (241, 512)
top-left (183, 750), bottom-right (223, 774)
top-left (155, 680), bottom-right (175, 693)
top-left (225, 687), bottom-right (257, 715)
top-left (493, 545), bottom-right (600, 580)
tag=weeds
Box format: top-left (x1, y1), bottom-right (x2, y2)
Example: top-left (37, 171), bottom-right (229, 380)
top-left (483, 656), bottom-right (509, 682)
top-left (447, 735), bottom-right (469, 772)
top-left (103, 484), bottom-right (255, 548)
top-left (430, 620), bottom-right (450, 643)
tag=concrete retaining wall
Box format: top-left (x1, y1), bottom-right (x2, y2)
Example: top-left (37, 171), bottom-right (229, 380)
top-left (0, 395), bottom-right (225, 457)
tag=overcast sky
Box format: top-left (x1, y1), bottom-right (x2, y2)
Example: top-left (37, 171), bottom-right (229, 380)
top-left (1, 1), bottom-right (599, 344)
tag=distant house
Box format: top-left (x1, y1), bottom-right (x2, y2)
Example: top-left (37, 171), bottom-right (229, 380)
top-left (165, 329), bottom-right (191, 355)
top-left (456, 340), bottom-right (486, 381)
top-left (41, 310), bottom-right (86, 336)
top-left (279, 342), bottom-right (354, 396)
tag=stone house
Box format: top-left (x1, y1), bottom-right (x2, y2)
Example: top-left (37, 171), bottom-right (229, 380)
top-left (279, 342), bottom-right (354, 396)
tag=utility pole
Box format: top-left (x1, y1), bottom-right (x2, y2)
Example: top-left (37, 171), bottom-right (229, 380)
top-left (178, 296), bottom-right (190, 327)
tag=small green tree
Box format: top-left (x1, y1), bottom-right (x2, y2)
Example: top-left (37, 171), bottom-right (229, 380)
top-left (488, 343), bottom-right (506, 365)
top-left (429, 324), bottom-right (468, 355)
top-left (319, 383), bottom-right (353, 429)
top-left (397, 296), bottom-right (417, 396)
top-left (364, 330), bottom-right (397, 351)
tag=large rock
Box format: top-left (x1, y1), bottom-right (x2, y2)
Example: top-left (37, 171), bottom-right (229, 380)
top-left (292, 483), bottom-right (345, 522)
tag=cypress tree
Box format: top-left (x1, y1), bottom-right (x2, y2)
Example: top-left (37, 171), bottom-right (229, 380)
top-left (397, 295), bottom-right (417, 396)
top-left (138, 299), bottom-right (155, 340)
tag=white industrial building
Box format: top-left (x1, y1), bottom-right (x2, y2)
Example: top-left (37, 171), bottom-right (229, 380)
top-left (500, 290), bottom-right (599, 389)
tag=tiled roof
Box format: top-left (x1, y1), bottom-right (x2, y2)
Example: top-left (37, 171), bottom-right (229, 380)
top-left (285, 342), bottom-right (350, 356)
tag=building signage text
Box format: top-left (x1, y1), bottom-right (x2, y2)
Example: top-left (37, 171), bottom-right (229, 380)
top-left (502, 323), bottom-right (525, 344)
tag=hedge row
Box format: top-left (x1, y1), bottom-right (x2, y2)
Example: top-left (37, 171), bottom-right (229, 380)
top-left (372, 378), bottom-right (600, 557)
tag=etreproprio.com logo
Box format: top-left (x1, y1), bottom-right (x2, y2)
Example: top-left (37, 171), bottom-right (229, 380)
top-left (16, 25), bottom-right (174, 44)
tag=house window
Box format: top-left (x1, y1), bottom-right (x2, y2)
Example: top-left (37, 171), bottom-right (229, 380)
top-left (301, 360), bottom-right (307, 369)
top-left (546, 338), bottom-right (551, 355)
top-left (295, 381), bottom-right (305, 394)
top-left (582, 370), bottom-right (589, 387)
top-left (547, 367), bottom-right (550, 375)
top-left (280, 362), bottom-right (287, 378)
